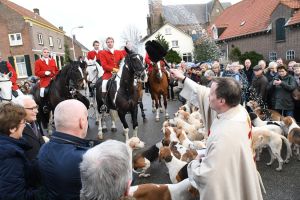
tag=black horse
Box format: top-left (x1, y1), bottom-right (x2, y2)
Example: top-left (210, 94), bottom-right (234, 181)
top-left (95, 48), bottom-right (145, 140)
top-left (31, 61), bottom-right (88, 131)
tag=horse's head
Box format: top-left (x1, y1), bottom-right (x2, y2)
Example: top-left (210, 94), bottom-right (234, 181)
top-left (0, 72), bottom-right (13, 101)
top-left (66, 61), bottom-right (86, 90)
top-left (124, 48), bottom-right (145, 79)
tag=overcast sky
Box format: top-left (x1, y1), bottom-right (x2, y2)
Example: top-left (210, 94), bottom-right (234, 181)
top-left (11, 0), bottom-right (241, 50)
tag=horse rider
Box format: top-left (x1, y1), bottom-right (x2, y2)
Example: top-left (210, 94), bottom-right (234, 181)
top-left (0, 51), bottom-right (22, 97)
top-left (34, 47), bottom-right (59, 112)
top-left (145, 53), bottom-right (170, 81)
top-left (87, 40), bottom-right (102, 66)
top-left (99, 37), bottom-right (127, 96)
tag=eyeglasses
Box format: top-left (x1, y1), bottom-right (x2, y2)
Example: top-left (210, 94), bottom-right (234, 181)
top-left (24, 105), bottom-right (39, 111)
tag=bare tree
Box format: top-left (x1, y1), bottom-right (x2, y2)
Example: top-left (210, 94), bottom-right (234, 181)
top-left (121, 25), bottom-right (142, 52)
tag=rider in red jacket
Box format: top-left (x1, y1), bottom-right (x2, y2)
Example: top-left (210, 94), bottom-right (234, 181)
top-left (99, 37), bottom-right (126, 93)
top-left (87, 40), bottom-right (102, 65)
top-left (34, 47), bottom-right (59, 111)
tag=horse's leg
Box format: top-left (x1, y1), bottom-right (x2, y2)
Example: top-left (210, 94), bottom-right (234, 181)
top-left (159, 95), bottom-right (163, 113)
top-left (118, 111), bottom-right (129, 141)
top-left (110, 109), bottom-right (118, 132)
top-left (154, 95), bottom-right (160, 122)
top-left (152, 99), bottom-right (156, 113)
top-left (47, 111), bottom-right (54, 136)
top-left (131, 105), bottom-right (139, 137)
top-left (139, 101), bottom-right (146, 122)
top-left (97, 113), bottom-right (104, 140)
top-left (163, 92), bottom-right (169, 119)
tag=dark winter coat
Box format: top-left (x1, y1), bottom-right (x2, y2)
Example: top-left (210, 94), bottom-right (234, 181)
top-left (38, 131), bottom-right (90, 200)
top-left (251, 75), bottom-right (268, 101)
top-left (0, 134), bottom-right (40, 200)
top-left (22, 123), bottom-right (45, 161)
top-left (267, 75), bottom-right (297, 110)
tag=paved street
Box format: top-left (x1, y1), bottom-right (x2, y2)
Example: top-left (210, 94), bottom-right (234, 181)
top-left (86, 92), bottom-right (300, 200)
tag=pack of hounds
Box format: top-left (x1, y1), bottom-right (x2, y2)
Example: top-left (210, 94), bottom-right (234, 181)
top-left (124, 100), bottom-right (300, 200)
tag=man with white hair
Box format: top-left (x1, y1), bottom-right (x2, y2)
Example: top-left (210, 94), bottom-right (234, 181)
top-left (80, 140), bottom-right (132, 200)
top-left (12, 95), bottom-right (45, 160)
top-left (38, 99), bottom-right (90, 200)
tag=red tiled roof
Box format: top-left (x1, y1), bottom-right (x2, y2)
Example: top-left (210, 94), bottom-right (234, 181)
top-left (280, 0), bottom-right (300, 9)
top-left (211, 0), bottom-right (300, 40)
top-left (1, 0), bottom-right (61, 31)
top-left (288, 10), bottom-right (300, 25)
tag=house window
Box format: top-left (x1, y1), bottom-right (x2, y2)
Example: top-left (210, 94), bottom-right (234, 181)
top-left (275, 18), bottom-right (285, 41)
top-left (38, 34), bottom-right (44, 45)
top-left (286, 50), bottom-right (295, 60)
top-left (49, 36), bottom-right (54, 47)
top-left (165, 28), bottom-right (172, 35)
top-left (269, 52), bottom-right (277, 61)
top-left (8, 33), bottom-right (23, 46)
top-left (57, 38), bottom-right (62, 49)
top-left (183, 53), bottom-right (192, 62)
top-left (172, 40), bottom-right (179, 48)
top-left (15, 55), bottom-right (28, 78)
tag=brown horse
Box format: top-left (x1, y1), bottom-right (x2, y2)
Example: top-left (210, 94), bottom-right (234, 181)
top-left (148, 61), bottom-right (169, 121)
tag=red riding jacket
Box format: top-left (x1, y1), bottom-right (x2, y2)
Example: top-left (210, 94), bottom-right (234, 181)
top-left (34, 58), bottom-right (59, 88)
top-left (99, 49), bottom-right (126, 80)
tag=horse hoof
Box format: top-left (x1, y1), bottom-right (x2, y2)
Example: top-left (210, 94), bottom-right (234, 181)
top-left (155, 118), bottom-right (160, 122)
top-left (143, 118), bottom-right (147, 123)
top-left (111, 128), bottom-right (117, 132)
top-left (165, 115), bottom-right (170, 119)
top-left (152, 109), bottom-right (156, 113)
top-left (102, 128), bottom-right (108, 132)
top-left (95, 121), bottom-right (99, 125)
top-left (98, 134), bottom-right (103, 140)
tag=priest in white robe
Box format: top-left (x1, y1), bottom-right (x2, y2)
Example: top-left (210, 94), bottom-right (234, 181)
top-left (170, 68), bottom-right (263, 200)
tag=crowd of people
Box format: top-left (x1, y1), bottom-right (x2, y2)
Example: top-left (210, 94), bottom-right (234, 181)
top-left (173, 58), bottom-right (300, 123)
top-left (1, 37), bottom-right (300, 199)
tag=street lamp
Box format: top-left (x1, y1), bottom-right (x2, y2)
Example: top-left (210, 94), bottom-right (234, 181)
top-left (71, 26), bottom-right (84, 61)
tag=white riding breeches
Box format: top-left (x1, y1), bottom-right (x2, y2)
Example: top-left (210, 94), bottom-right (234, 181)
top-left (102, 80), bottom-right (108, 93)
top-left (40, 87), bottom-right (45, 97)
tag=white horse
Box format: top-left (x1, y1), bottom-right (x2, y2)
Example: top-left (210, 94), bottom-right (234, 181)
top-left (0, 72), bottom-right (13, 102)
top-left (85, 58), bottom-right (118, 135)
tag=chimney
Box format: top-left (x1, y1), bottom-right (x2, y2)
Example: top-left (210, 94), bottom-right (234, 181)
top-left (59, 26), bottom-right (64, 31)
top-left (33, 8), bottom-right (40, 15)
top-left (72, 35), bottom-right (76, 40)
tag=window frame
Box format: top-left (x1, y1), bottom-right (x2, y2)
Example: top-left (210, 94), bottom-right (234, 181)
top-left (286, 50), bottom-right (295, 60)
top-left (171, 40), bottom-right (179, 48)
top-left (165, 27), bottom-right (172, 35)
top-left (57, 38), bottom-right (62, 49)
top-left (38, 33), bottom-right (44, 45)
top-left (8, 33), bottom-right (23, 46)
top-left (14, 55), bottom-right (28, 78)
top-left (183, 52), bottom-right (192, 62)
top-left (275, 18), bottom-right (286, 42)
top-left (269, 52), bottom-right (277, 61)
top-left (49, 36), bottom-right (54, 47)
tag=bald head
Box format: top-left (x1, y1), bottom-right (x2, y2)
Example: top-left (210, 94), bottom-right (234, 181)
top-left (54, 99), bottom-right (88, 138)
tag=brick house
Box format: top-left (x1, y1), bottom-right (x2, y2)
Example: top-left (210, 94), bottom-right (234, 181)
top-left (147, 0), bottom-right (231, 35)
top-left (64, 35), bottom-right (89, 61)
top-left (210, 0), bottom-right (300, 63)
top-left (0, 0), bottom-right (65, 79)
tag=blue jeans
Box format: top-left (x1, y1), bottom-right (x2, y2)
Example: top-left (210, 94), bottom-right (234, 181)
top-left (277, 110), bottom-right (294, 117)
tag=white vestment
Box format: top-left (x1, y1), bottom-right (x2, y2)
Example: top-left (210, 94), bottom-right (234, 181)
top-left (180, 78), bottom-right (263, 200)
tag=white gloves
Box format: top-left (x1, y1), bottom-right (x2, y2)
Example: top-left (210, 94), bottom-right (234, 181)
top-left (45, 71), bottom-right (51, 76)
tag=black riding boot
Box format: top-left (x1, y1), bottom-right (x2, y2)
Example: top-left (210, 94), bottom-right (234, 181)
top-left (41, 97), bottom-right (50, 113)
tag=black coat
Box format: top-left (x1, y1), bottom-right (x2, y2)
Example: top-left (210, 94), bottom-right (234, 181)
top-left (267, 75), bottom-right (297, 110)
top-left (22, 122), bottom-right (45, 161)
top-left (0, 134), bottom-right (40, 200)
